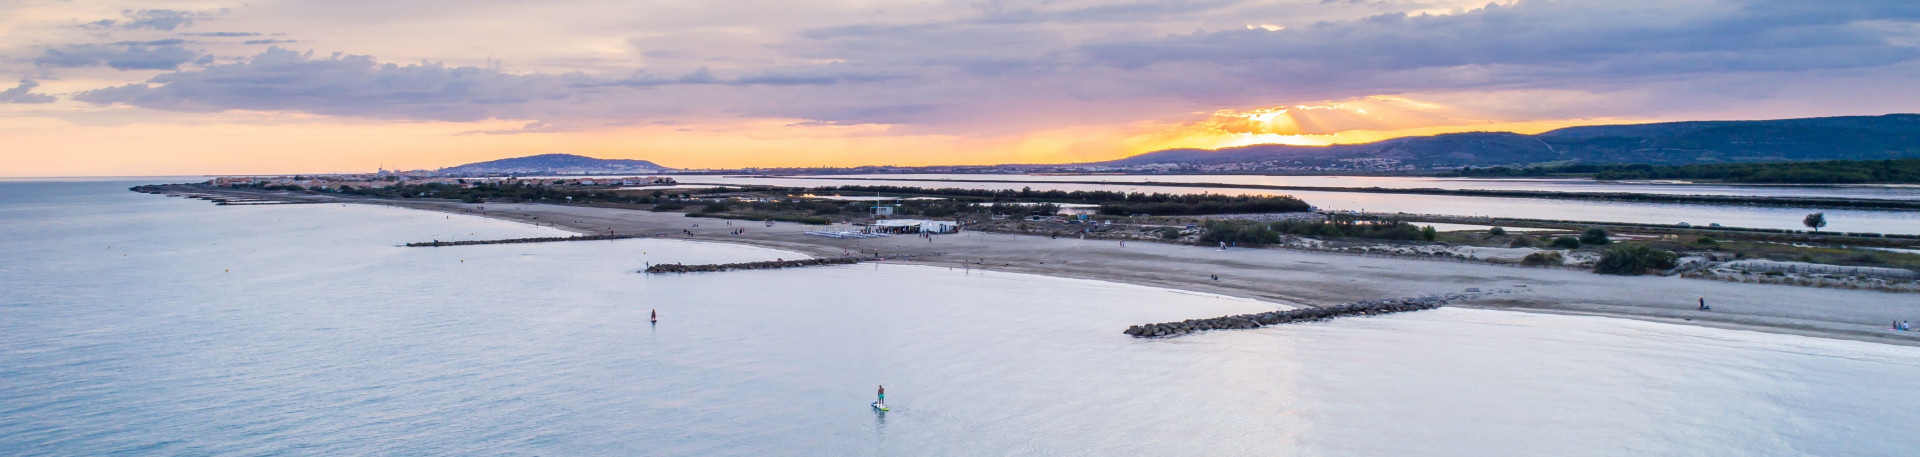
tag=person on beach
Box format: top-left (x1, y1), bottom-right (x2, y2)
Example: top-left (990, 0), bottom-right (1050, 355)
top-left (877, 385), bottom-right (885, 405)
top-left (1698, 297), bottom-right (1709, 311)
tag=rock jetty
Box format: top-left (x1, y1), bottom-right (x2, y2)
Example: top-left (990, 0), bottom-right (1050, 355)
top-left (405, 234), bottom-right (646, 247)
top-left (644, 257), bottom-right (864, 274)
top-left (1124, 292), bottom-right (1494, 338)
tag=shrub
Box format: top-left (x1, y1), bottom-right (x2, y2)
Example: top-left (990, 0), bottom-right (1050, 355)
top-left (1271, 219), bottom-right (1423, 241)
top-left (1521, 251), bottom-right (1564, 266)
top-left (701, 202), bottom-right (732, 213)
top-left (1694, 236), bottom-right (1718, 247)
top-left (1488, 226), bottom-right (1506, 236)
top-left (1508, 236), bottom-right (1541, 248)
top-left (1579, 227), bottom-right (1611, 245)
top-left (1420, 225), bottom-right (1439, 241)
top-left (1551, 236), bottom-right (1582, 249)
top-left (1158, 227), bottom-right (1184, 239)
top-left (1593, 244), bottom-right (1678, 275)
top-left (651, 203), bottom-right (686, 212)
top-left (1199, 220), bottom-right (1280, 245)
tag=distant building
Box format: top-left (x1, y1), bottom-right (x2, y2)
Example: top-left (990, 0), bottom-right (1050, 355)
top-left (872, 219), bottom-right (958, 234)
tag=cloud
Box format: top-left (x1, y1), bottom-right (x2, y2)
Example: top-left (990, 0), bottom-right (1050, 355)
top-left (74, 47), bottom-right (579, 122)
top-left (181, 32), bottom-right (262, 37)
top-left (581, 66), bottom-right (891, 87)
top-left (34, 44), bottom-right (203, 71)
top-left (0, 80), bottom-right (57, 104)
top-left (42, 0), bottom-right (1920, 138)
top-left (1080, 0), bottom-right (1920, 87)
top-left (83, 9), bottom-right (204, 31)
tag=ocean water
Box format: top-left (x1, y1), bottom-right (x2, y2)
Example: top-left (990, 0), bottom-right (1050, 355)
top-left (685, 175), bottom-right (1920, 234)
top-left (4, 181), bottom-right (1919, 456)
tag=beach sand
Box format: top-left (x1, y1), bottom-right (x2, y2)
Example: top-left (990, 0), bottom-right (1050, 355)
top-left (183, 188), bottom-right (1920, 346)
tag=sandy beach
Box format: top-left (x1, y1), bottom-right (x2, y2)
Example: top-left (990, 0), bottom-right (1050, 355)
top-left (179, 188), bottom-right (1920, 346)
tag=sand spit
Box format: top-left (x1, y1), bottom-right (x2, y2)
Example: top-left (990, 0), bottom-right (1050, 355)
top-left (140, 186), bottom-right (1920, 347)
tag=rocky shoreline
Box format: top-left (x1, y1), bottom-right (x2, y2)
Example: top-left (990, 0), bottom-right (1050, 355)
top-left (1125, 291), bottom-right (1505, 338)
top-left (643, 257), bottom-right (865, 273)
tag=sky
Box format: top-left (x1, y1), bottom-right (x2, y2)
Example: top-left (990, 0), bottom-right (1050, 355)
top-left (2, 0), bottom-right (1918, 176)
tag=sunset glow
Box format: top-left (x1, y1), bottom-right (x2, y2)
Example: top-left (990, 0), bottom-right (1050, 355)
top-left (2, 1), bottom-right (1916, 175)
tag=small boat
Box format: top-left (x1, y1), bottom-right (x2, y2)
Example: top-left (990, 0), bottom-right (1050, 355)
top-left (871, 401), bottom-right (888, 412)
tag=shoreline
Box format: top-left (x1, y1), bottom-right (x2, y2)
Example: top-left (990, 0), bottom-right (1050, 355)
top-left (153, 186), bottom-right (1920, 347)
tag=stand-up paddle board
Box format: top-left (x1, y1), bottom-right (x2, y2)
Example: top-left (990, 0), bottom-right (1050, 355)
top-left (871, 401), bottom-right (889, 412)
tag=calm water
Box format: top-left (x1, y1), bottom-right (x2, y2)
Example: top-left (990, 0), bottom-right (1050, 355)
top-left (4, 181), bottom-right (1919, 456)
top-left (809, 174), bottom-right (1920, 200)
top-left (683, 175), bottom-right (1920, 234)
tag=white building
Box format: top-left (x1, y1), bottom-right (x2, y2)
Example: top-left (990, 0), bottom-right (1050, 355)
top-left (871, 219), bottom-right (958, 234)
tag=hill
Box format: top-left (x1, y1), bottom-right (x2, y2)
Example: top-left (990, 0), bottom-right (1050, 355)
top-left (439, 154), bottom-right (673, 175)
top-left (1090, 114), bottom-right (1920, 171)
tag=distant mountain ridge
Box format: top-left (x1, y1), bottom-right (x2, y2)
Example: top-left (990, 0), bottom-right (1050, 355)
top-left (1094, 114), bottom-right (1920, 170)
top-left (439, 154), bottom-right (673, 175)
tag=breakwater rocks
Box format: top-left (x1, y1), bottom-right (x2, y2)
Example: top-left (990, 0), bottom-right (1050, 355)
top-left (406, 234), bottom-right (646, 247)
top-left (644, 257), bottom-right (864, 273)
top-left (1124, 292), bottom-right (1495, 338)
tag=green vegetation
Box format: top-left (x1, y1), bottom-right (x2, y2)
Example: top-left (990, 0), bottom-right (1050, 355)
top-left (1579, 228), bottom-right (1611, 246)
top-left (1270, 219), bottom-right (1429, 241)
top-left (1593, 244), bottom-right (1679, 275)
top-left (1521, 251), bottom-right (1564, 266)
top-left (1803, 212), bottom-right (1827, 232)
top-left (1551, 236), bottom-right (1582, 249)
top-left (1488, 226), bottom-right (1506, 236)
top-left (336, 182), bottom-right (653, 204)
top-left (811, 185), bottom-right (1310, 216)
top-left (1444, 159), bottom-right (1920, 184)
top-left (1198, 220), bottom-right (1281, 245)
top-left (691, 213), bottom-right (831, 225)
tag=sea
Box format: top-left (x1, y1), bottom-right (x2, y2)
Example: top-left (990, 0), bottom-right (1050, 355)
top-left (3, 180), bottom-right (1918, 456)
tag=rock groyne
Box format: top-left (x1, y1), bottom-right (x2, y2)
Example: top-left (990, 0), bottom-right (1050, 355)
top-left (1124, 292), bottom-right (1494, 338)
top-left (406, 234), bottom-right (646, 247)
top-left (644, 257), bottom-right (864, 274)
